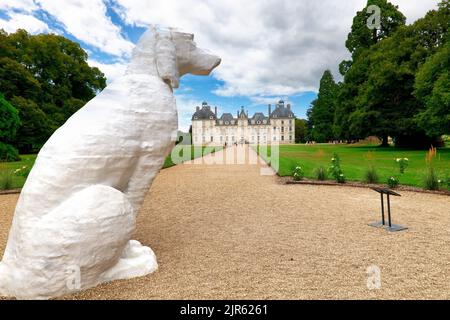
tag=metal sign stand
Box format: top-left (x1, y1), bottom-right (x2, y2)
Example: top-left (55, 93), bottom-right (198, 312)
top-left (368, 187), bottom-right (407, 232)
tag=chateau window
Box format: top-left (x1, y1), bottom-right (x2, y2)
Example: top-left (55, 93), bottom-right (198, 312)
top-left (281, 120), bottom-right (284, 125)
top-left (273, 136), bottom-right (276, 141)
top-left (289, 120), bottom-right (292, 124)
top-left (281, 127), bottom-right (284, 133)
top-left (289, 126), bottom-right (292, 131)
top-left (289, 135), bottom-right (292, 141)
top-left (202, 136), bottom-right (205, 142)
top-left (211, 136), bottom-right (213, 142)
top-left (281, 136), bottom-right (284, 141)
top-left (273, 126), bottom-right (276, 131)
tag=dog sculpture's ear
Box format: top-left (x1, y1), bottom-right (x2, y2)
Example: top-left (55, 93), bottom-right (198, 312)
top-left (155, 30), bottom-right (179, 89)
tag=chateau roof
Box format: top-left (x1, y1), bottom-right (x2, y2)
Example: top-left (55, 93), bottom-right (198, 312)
top-left (220, 113), bottom-right (234, 121)
top-left (270, 100), bottom-right (295, 118)
top-left (192, 101), bottom-right (295, 123)
top-left (192, 102), bottom-right (216, 120)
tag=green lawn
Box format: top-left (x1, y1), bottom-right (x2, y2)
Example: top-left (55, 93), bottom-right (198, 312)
top-left (0, 145), bottom-right (222, 190)
top-left (257, 143), bottom-right (450, 189)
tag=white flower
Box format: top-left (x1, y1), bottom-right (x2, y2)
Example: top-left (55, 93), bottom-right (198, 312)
top-left (438, 180), bottom-right (442, 183)
top-left (340, 174), bottom-right (344, 177)
top-left (331, 158), bottom-right (335, 161)
top-left (396, 158), bottom-right (400, 162)
top-left (404, 158), bottom-right (409, 161)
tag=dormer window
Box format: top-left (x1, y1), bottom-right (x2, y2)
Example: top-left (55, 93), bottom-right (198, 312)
top-left (194, 116), bottom-right (198, 120)
top-left (210, 116), bottom-right (214, 120)
top-left (225, 121), bottom-right (229, 125)
top-left (257, 120), bottom-right (261, 124)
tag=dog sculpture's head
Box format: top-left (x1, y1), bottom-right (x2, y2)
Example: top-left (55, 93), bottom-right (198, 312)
top-left (133, 27), bottom-right (221, 89)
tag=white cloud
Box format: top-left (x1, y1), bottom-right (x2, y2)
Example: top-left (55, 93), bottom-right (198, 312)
top-left (0, 0), bottom-right (38, 13)
top-left (0, 0), bottom-right (441, 99)
top-left (87, 59), bottom-right (127, 84)
top-left (174, 94), bottom-right (203, 132)
top-left (113, 0), bottom-right (440, 98)
top-left (34, 0), bottom-right (134, 57)
top-left (390, 0), bottom-right (439, 24)
top-left (0, 13), bottom-right (51, 34)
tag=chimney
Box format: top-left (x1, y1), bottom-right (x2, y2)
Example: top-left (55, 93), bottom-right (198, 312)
top-left (215, 106), bottom-right (217, 118)
top-left (268, 104), bottom-right (271, 117)
top-left (196, 106), bottom-right (200, 111)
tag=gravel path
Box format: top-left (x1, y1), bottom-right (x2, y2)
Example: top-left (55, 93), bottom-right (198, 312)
top-left (1, 146), bottom-right (450, 299)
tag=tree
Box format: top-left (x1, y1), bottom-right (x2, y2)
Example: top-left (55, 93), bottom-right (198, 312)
top-left (334, 2), bottom-right (448, 147)
top-left (307, 70), bottom-right (338, 142)
top-left (345, 0), bottom-right (406, 60)
top-left (294, 118), bottom-right (308, 143)
top-left (0, 93), bottom-right (20, 160)
top-left (10, 96), bottom-right (52, 153)
top-left (0, 29), bottom-right (107, 153)
top-left (414, 42), bottom-right (450, 137)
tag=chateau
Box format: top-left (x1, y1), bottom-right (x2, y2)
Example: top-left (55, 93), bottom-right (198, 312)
top-left (192, 100), bottom-right (295, 145)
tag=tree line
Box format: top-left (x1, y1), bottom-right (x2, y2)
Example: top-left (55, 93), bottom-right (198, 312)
top-left (307, 0), bottom-right (449, 147)
top-left (0, 29), bottom-right (107, 160)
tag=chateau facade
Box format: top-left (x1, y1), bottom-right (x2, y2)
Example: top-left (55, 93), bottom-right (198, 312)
top-left (192, 100), bottom-right (295, 145)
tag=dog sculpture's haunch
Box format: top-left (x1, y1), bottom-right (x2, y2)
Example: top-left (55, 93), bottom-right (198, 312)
top-left (0, 27), bottom-right (221, 299)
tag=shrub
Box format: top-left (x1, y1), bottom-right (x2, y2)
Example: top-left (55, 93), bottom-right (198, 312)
top-left (396, 158), bottom-right (409, 174)
top-left (293, 165), bottom-right (304, 181)
top-left (314, 166), bottom-right (327, 181)
top-left (364, 166), bottom-right (379, 184)
top-left (387, 176), bottom-right (399, 188)
top-left (14, 165), bottom-right (31, 178)
top-left (423, 166), bottom-right (440, 190)
top-left (329, 153), bottom-right (345, 183)
top-left (0, 142), bottom-right (20, 162)
top-left (0, 170), bottom-right (14, 190)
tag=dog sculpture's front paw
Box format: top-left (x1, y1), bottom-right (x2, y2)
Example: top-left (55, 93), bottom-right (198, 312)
top-left (100, 240), bottom-right (158, 283)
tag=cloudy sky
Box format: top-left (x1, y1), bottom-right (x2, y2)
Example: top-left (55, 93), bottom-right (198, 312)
top-left (0, 0), bottom-right (440, 131)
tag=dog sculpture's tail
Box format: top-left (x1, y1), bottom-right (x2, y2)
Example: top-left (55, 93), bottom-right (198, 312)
top-left (0, 185), bottom-right (158, 299)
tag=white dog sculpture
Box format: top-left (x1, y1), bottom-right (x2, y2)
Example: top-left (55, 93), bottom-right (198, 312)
top-left (0, 26), bottom-right (221, 299)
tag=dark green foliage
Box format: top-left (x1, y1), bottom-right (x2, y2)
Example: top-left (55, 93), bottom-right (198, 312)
top-left (414, 42), bottom-right (450, 137)
top-left (332, 1), bottom-right (449, 147)
top-left (294, 118), bottom-right (308, 143)
top-left (10, 96), bottom-right (52, 153)
top-left (0, 142), bottom-right (20, 161)
top-left (307, 70), bottom-right (338, 142)
top-left (0, 93), bottom-right (20, 161)
top-left (0, 29), bottom-right (107, 153)
top-left (345, 0), bottom-right (406, 59)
